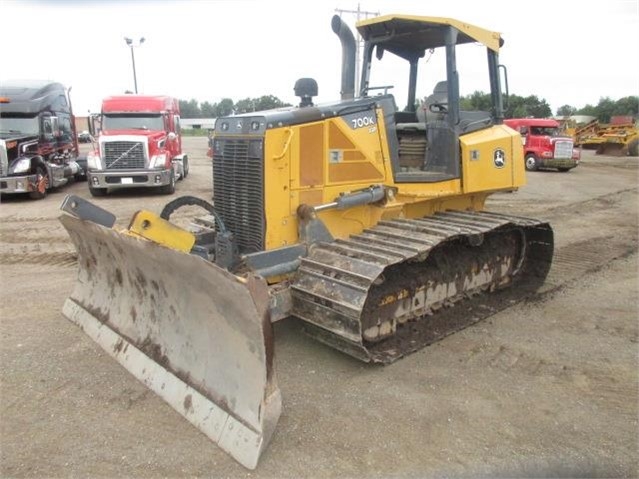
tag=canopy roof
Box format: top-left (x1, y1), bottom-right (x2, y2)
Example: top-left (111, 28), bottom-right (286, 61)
top-left (357, 14), bottom-right (502, 59)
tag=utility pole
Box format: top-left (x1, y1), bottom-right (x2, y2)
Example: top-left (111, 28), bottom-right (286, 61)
top-left (335, 3), bottom-right (380, 95)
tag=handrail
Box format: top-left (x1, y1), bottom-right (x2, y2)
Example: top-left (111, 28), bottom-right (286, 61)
top-left (273, 128), bottom-right (293, 161)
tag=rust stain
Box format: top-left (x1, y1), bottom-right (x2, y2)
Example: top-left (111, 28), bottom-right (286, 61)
top-left (139, 336), bottom-right (169, 368)
top-left (135, 268), bottom-right (148, 289)
top-left (183, 394), bottom-right (193, 413)
top-left (113, 338), bottom-right (124, 354)
top-left (378, 289), bottom-right (409, 306)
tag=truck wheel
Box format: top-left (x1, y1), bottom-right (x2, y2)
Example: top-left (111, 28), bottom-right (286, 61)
top-left (525, 154), bottom-right (539, 171)
top-left (28, 166), bottom-right (49, 200)
top-left (89, 186), bottom-right (107, 197)
top-left (628, 139), bottom-right (639, 157)
top-left (160, 170), bottom-right (176, 195)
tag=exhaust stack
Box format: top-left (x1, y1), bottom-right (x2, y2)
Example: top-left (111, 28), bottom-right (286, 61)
top-left (331, 15), bottom-right (356, 100)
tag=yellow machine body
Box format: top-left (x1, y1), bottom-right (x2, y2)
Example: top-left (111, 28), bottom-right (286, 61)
top-left (257, 114), bottom-right (524, 251)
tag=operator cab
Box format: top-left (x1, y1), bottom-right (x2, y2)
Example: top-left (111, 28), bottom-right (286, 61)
top-left (355, 15), bottom-right (506, 182)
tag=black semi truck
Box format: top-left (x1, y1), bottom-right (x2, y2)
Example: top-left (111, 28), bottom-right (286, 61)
top-left (0, 80), bottom-right (85, 199)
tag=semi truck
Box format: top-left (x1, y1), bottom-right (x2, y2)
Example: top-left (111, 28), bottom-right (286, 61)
top-left (0, 80), bottom-right (83, 199)
top-left (86, 95), bottom-right (188, 196)
top-left (504, 118), bottom-right (580, 171)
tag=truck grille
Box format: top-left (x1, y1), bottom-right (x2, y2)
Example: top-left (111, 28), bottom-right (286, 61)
top-left (213, 138), bottom-right (265, 254)
top-left (554, 140), bottom-right (573, 159)
top-left (103, 141), bottom-right (146, 169)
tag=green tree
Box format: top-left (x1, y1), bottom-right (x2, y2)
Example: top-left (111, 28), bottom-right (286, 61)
top-left (254, 95), bottom-right (290, 111)
top-left (234, 96), bottom-right (290, 114)
top-left (214, 98), bottom-right (234, 117)
top-left (459, 91), bottom-right (492, 111)
top-left (200, 101), bottom-right (216, 118)
top-left (611, 96), bottom-right (638, 117)
top-left (504, 94), bottom-right (551, 118)
top-left (594, 97), bottom-right (617, 123)
top-left (234, 98), bottom-right (256, 114)
top-left (556, 104), bottom-right (577, 116)
top-left (457, 91), bottom-right (551, 118)
top-left (575, 96), bottom-right (638, 123)
top-left (179, 99), bottom-right (201, 118)
top-left (575, 103), bottom-right (597, 117)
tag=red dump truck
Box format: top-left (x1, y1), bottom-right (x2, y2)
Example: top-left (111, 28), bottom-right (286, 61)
top-left (505, 118), bottom-right (580, 172)
top-left (86, 95), bottom-right (188, 196)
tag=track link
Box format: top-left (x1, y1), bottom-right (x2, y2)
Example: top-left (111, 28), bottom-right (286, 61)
top-left (290, 211), bottom-right (553, 363)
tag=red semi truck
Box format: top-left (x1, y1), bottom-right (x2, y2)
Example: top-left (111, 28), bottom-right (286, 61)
top-left (504, 118), bottom-right (580, 172)
top-left (86, 95), bottom-right (188, 196)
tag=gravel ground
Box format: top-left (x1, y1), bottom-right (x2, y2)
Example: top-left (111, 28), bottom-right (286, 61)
top-left (1, 138), bottom-right (637, 478)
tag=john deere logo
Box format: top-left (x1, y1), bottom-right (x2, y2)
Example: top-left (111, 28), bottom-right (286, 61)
top-left (494, 148), bottom-right (506, 168)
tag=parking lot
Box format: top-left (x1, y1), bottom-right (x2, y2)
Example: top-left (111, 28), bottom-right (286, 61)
top-left (1, 137), bottom-right (637, 477)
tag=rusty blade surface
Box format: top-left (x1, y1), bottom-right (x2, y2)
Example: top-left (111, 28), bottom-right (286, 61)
top-left (59, 214), bottom-right (281, 470)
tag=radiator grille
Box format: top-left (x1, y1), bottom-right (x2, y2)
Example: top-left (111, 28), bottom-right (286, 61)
top-left (554, 140), bottom-right (573, 159)
top-left (213, 138), bottom-right (265, 254)
top-left (103, 141), bottom-right (146, 169)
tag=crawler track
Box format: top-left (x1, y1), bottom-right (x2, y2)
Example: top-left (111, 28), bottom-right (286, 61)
top-left (291, 211), bottom-right (553, 363)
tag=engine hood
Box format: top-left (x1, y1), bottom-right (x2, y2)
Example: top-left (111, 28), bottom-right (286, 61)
top-left (0, 132), bottom-right (38, 142)
top-left (100, 129), bottom-right (166, 142)
top-left (214, 95), bottom-right (387, 134)
top-left (550, 136), bottom-right (573, 143)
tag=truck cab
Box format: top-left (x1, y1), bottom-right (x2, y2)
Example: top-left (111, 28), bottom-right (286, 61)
top-left (86, 95), bottom-right (188, 196)
top-left (0, 80), bottom-right (83, 199)
top-left (505, 118), bottom-right (580, 172)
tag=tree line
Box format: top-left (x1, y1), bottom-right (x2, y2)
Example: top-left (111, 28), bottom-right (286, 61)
top-left (459, 92), bottom-right (637, 123)
top-left (179, 92), bottom-right (638, 124)
top-left (178, 95), bottom-right (291, 118)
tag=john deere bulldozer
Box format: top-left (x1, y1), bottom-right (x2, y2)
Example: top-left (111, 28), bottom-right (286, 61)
top-left (59, 14), bottom-right (553, 469)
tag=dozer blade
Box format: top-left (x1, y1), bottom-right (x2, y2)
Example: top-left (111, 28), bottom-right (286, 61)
top-left (59, 214), bottom-right (281, 470)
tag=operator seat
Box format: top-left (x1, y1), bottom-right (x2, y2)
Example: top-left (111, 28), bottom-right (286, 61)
top-left (425, 81), bottom-right (448, 122)
top-left (424, 81), bottom-right (457, 175)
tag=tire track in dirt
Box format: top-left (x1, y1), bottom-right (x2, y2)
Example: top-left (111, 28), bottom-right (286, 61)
top-left (0, 216), bottom-right (57, 223)
top-left (0, 252), bottom-right (78, 268)
top-left (541, 236), bottom-right (637, 292)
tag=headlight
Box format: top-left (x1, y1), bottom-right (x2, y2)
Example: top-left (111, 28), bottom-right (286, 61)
top-left (87, 151), bottom-right (102, 170)
top-left (150, 153), bottom-right (167, 168)
top-left (11, 158), bottom-right (31, 174)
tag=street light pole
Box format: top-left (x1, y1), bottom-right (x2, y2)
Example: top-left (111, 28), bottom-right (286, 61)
top-left (124, 37), bottom-right (145, 94)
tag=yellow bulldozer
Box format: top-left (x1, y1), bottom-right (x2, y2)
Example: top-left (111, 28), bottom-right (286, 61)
top-left (59, 14), bottom-right (553, 469)
top-left (575, 116), bottom-right (639, 156)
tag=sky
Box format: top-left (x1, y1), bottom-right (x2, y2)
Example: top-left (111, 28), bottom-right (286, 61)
top-left (1, 0), bottom-right (638, 116)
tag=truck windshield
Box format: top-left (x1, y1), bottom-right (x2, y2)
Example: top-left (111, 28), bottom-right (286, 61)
top-left (102, 114), bottom-right (164, 131)
top-left (0, 115), bottom-right (39, 135)
top-left (530, 126), bottom-right (560, 136)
